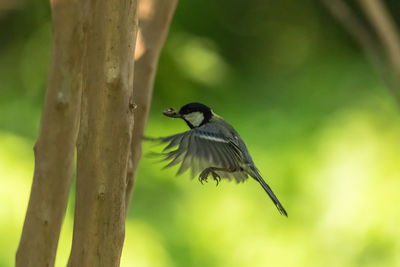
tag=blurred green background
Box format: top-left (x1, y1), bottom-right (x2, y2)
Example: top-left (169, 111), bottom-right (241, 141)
top-left (1, 0), bottom-right (400, 266)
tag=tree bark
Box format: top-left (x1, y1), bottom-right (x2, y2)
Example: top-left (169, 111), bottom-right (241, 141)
top-left (125, 0), bottom-right (178, 211)
top-left (16, 0), bottom-right (84, 266)
top-left (68, 0), bottom-right (138, 266)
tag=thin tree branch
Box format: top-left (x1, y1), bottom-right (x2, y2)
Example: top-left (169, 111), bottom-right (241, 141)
top-left (357, 0), bottom-right (400, 74)
top-left (322, 0), bottom-right (400, 105)
top-left (322, 0), bottom-right (386, 73)
top-left (68, 0), bottom-right (138, 266)
top-left (16, 0), bottom-right (84, 266)
top-left (356, 0), bottom-right (400, 103)
top-left (125, 0), bottom-right (178, 211)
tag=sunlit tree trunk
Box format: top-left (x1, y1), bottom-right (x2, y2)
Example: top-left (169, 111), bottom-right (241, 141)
top-left (16, 0), bottom-right (84, 266)
top-left (125, 0), bottom-right (178, 211)
top-left (68, 0), bottom-right (138, 266)
top-left (17, 0), bottom-right (175, 265)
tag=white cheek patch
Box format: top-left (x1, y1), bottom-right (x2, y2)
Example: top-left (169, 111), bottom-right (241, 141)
top-left (183, 112), bottom-right (204, 127)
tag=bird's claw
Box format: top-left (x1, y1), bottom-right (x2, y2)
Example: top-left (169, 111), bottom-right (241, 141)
top-left (211, 171), bottom-right (221, 186)
top-left (198, 171), bottom-right (209, 184)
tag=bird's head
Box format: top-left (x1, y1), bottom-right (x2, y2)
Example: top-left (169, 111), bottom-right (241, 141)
top-left (163, 102), bottom-right (213, 128)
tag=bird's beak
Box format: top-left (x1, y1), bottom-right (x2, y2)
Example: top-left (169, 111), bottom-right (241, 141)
top-left (163, 108), bottom-right (181, 118)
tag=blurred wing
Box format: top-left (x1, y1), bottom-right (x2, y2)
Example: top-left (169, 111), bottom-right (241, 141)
top-left (155, 129), bottom-right (248, 182)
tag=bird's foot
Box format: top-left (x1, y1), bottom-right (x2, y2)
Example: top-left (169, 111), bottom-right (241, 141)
top-left (199, 169), bottom-right (209, 184)
top-left (199, 168), bottom-right (221, 186)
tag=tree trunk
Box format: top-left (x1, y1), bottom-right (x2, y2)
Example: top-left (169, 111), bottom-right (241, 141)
top-left (16, 0), bottom-right (84, 266)
top-left (68, 0), bottom-right (138, 266)
top-left (125, 0), bottom-right (178, 211)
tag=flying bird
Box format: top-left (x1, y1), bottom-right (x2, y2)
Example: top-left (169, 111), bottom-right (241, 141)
top-left (150, 102), bottom-right (287, 216)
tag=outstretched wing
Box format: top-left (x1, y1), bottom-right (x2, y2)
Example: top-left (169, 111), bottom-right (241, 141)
top-left (153, 127), bottom-right (248, 182)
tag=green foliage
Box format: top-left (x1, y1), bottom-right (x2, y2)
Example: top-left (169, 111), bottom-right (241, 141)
top-left (0, 0), bottom-right (399, 266)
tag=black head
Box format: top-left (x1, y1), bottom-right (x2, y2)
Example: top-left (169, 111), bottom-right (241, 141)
top-left (163, 102), bottom-right (213, 128)
top-left (179, 103), bottom-right (212, 128)
top-left (178, 103), bottom-right (211, 116)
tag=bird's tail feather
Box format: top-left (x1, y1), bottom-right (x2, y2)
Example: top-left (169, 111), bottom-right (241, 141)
top-left (250, 166), bottom-right (288, 217)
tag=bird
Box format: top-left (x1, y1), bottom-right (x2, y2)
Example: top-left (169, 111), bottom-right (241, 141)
top-left (149, 102), bottom-right (287, 216)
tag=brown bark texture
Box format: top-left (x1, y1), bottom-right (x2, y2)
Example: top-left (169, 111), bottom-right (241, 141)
top-left (125, 0), bottom-right (178, 211)
top-left (68, 0), bottom-right (138, 266)
top-left (16, 0), bottom-right (84, 266)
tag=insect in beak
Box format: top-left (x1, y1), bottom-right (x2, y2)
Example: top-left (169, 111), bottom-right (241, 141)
top-left (163, 108), bottom-right (181, 118)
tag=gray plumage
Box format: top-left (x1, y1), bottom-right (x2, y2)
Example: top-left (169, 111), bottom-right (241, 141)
top-left (152, 104), bottom-right (288, 217)
top-left (160, 117), bottom-right (248, 181)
